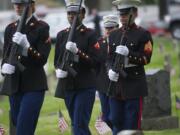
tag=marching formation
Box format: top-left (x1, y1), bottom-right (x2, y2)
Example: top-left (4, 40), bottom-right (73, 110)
top-left (0, 0), bottom-right (153, 135)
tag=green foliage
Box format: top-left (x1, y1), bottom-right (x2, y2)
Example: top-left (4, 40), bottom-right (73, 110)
top-left (47, 46), bottom-right (55, 74)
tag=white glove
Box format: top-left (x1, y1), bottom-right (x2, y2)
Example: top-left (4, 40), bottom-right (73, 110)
top-left (115, 45), bottom-right (129, 56)
top-left (108, 69), bottom-right (119, 82)
top-left (66, 41), bottom-right (78, 54)
top-left (1, 63), bottom-right (15, 75)
top-left (13, 32), bottom-right (30, 56)
top-left (55, 69), bottom-right (68, 78)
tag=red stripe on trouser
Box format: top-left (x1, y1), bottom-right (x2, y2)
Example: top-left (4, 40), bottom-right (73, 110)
top-left (137, 97), bottom-right (143, 129)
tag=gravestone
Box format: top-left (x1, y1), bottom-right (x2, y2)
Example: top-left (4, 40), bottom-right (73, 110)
top-left (142, 69), bottom-right (179, 130)
top-left (158, 44), bottom-right (165, 54)
top-left (0, 95), bottom-right (4, 101)
top-left (178, 51), bottom-right (180, 64)
top-left (163, 54), bottom-right (176, 76)
top-left (0, 108), bottom-right (3, 116)
top-left (172, 39), bottom-right (179, 53)
top-left (164, 54), bottom-right (172, 73)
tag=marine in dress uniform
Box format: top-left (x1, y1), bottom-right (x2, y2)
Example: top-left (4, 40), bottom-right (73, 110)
top-left (1, 0), bottom-right (51, 135)
top-left (107, 0), bottom-right (153, 134)
top-left (96, 14), bottom-right (119, 129)
top-left (54, 0), bottom-right (101, 134)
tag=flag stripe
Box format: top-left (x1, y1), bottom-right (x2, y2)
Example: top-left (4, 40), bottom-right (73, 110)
top-left (0, 127), bottom-right (5, 135)
top-left (95, 117), bottom-right (111, 134)
top-left (58, 111), bottom-right (68, 133)
top-left (59, 118), bottom-right (68, 132)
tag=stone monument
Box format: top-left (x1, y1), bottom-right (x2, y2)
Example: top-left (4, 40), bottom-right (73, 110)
top-left (142, 69), bottom-right (179, 130)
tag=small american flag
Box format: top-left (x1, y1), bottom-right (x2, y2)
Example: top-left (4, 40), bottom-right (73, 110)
top-left (175, 95), bottom-right (180, 109)
top-left (95, 116), bottom-right (111, 135)
top-left (58, 110), bottom-right (68, 133)
top-left (0, 126), bottom-right (5, 135)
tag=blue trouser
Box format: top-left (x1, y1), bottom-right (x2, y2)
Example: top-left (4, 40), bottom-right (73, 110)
top-left (64, 88), bottom-right (95, 135)
top-left (99, 92), bottom-right (112, 129)
top-left (9, 91), bottom-right (45, 135)
top-left (109, 97), bottom-right (142, 135)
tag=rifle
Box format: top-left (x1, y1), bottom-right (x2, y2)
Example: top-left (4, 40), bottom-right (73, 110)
top-left (107, 9), bottom-right (133, 95)
top-left (55, 0), bottom-right (83, 98)
top-left (56, 0), bottom-right (83, 77)
top-left (0, 0), bottom-right (32, 95)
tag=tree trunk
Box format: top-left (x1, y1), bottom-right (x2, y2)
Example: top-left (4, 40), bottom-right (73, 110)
top-left (85, 0), bottom-right (100, 14)
top-left (159, 0), bottom-right (169, 20)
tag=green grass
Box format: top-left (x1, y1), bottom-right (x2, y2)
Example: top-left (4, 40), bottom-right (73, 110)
top-left (1, 36), bottom-right (180, 135)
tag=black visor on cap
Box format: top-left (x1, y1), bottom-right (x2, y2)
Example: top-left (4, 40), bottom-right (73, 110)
top-left (67, 6), bottom-right (86, 14)
top-left (119, 8), bottom-right (131, 15)
top-left (12, 0), bottom-right (35, 4)
top-left (119, 7), bottom-right (136, 15)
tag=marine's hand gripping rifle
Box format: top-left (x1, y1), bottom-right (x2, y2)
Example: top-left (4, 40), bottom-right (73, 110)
top-left (56, 0), bottom-right (83, 77)
top-left (8, 0), bottom-right (32, 71)
top-left (107, 9), bottom-right (133, 95)
top-left (0, 0), bottom-right (32, 95)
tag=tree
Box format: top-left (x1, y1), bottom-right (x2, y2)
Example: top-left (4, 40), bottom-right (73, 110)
top-left (85, 0), bottom-right (100, 13)
top-left (158, 0), bottom-right (169, 20)
top-left (85, 0), bottom-right (114, 13)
